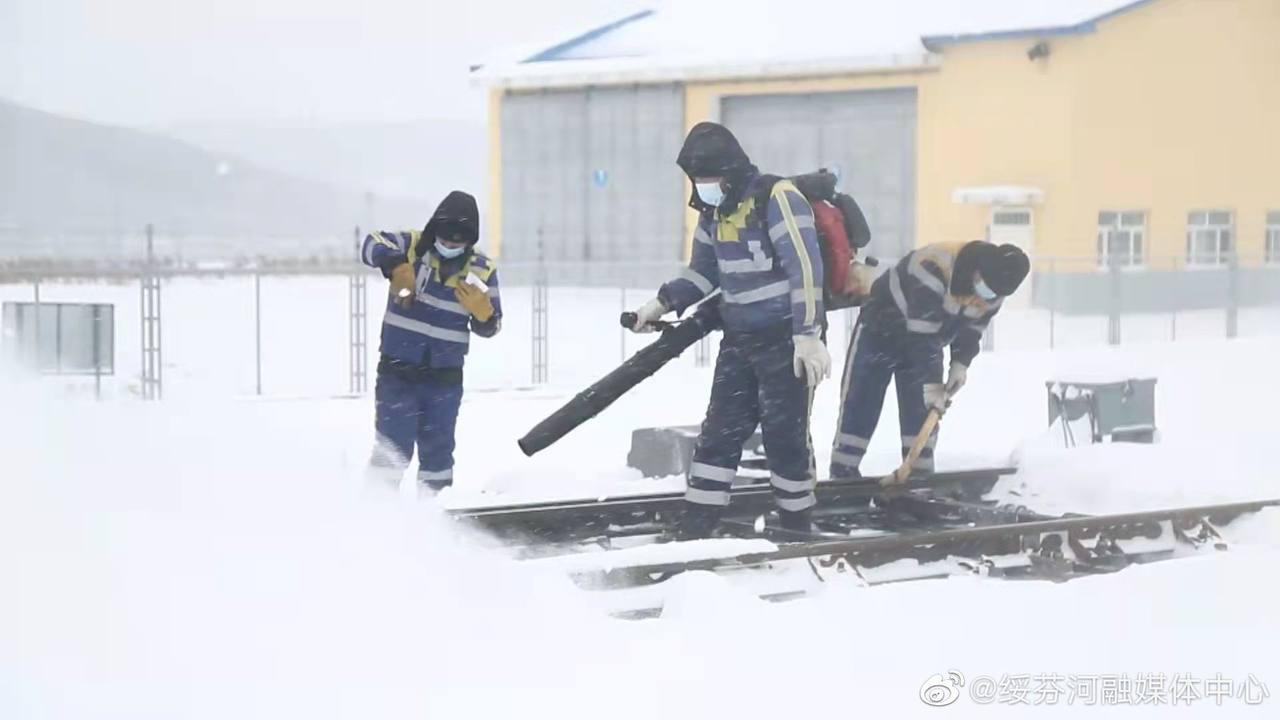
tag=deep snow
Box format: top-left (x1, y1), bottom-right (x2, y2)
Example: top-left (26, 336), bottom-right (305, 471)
top-left (3, 279), bottom-right (1280, 719)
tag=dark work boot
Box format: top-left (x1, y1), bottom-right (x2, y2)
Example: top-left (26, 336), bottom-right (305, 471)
top-left (673, 503), bottom-right (723, 541)
top-left (778, 508), bottom-right (815, 535)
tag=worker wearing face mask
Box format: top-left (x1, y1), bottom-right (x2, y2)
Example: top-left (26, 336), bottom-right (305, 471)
top-left (360, 190), bottom-right (502, 495)
top-left (626, 122), bottom-right (831, 537)
top-left (830, 241), bottom-right (1029, 480)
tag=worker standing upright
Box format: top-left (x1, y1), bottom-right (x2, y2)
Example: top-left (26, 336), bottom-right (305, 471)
top-left (361, 190), bottom-right (502, 495)
top-left (627, 122), bottom-right (831, 537)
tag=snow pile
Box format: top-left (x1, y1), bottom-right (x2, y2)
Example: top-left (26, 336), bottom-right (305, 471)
top-left (4, 321), bottom-right (1280, 718)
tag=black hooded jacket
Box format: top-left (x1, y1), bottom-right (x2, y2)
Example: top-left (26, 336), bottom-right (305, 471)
top-left (676, 122), bottom-right (759, 217)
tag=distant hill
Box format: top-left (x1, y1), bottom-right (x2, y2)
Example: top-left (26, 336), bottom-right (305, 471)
top-left (0, 99), bottom-right (434, 260)
top-left (167, 118), bottom-right (487, 207)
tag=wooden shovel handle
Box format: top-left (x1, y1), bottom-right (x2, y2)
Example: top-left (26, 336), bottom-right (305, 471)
top-left (881, 408), bottom-right (942, 487)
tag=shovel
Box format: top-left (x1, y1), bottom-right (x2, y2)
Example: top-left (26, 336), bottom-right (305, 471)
top-left (880, 401), bottom-right (947, 488)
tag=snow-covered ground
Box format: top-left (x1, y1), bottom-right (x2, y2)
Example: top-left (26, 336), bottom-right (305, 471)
top-left (3, 278), bottom-right (1280, 718)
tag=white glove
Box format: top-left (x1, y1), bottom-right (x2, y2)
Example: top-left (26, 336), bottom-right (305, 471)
top-left (945, 362), bottom-right (968, 396)
top-left (629, 297), bottom-right (668, 333)
top-left (923, 383), bottom-right (948, 413)
top-left (792, 334), bottom-right (831, 387)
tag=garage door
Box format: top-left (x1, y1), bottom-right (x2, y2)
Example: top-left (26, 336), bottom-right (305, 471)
top-left (721, 88), bottom-right (917, 259)
top-left (500, 85), bottom-right (686, 282)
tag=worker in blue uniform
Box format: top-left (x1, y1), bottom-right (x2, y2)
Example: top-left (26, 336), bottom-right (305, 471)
top-left (830, 241), bottom-right (1028, 479)
top-left (361, 190), bottom-right (501, 494)
top-left (628, 122), bottom-right (831, 537)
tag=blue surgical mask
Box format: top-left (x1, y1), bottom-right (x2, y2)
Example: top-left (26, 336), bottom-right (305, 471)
top-left (695, 181), bottom-right (724, 207)
top-left (973, 276), bottom-right (999, 301)
top-left (435, 239), bottom-right (466, 259)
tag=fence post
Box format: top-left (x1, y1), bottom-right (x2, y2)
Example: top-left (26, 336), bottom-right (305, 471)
top-left (1226, 251), bottom-right (1239, 339)
top-left (1107, 255), bottom-right (1122, 346)
top-left (92, 304), bottom-right (102, 401)
top-left (254, 271), bottom-right (263, 395)
top-left (140, 223), bottom-right (163, 400)
top-left (531, 230), bottom-right (549, 385)
top-left (348, 226), bottom-right (369, 395)
top-left (619, 285), bottom-right (627, 364)
top-left (32, 278), bottom-right (41, 369)
top-left (1048, 259), bottom-right (1056, 350)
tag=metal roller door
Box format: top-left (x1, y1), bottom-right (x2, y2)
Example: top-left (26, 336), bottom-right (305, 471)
top-left (721, 88), bottom-right (917, 259)
top-left (500, 85), bottom-right (686, 282)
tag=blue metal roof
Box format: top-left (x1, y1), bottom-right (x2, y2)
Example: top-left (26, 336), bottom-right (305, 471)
top-left (523, 9), bottom-right (656, 63)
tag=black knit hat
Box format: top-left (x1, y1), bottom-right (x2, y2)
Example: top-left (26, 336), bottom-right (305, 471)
top-left (954, 241), bottom-right (1030, 297)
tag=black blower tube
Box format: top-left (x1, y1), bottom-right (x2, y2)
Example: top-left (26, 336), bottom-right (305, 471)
top-left (517, 299), bottom-right (723, 457)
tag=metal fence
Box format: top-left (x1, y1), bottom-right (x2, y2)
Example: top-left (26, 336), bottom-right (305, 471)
top-left (1, 253), bottom-right (1276, 400)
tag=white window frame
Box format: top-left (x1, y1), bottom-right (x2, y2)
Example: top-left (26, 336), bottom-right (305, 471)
top-left (1185, 210), bottom-right (1234, 267)
top-left (1096, 211), bottom-right (1147, 269)
top-left (1267, 211), bottom-right (1280, 266)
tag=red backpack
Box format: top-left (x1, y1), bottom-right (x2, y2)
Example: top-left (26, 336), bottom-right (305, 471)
top-left (756, 169), bottom-right (872, 310)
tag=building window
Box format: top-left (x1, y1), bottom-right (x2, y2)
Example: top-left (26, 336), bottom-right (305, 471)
top-left (1268, 211), bottom-right (1280, 265)
top-left (1186, 210), bottom-right (1234, 266)
top-left (1097, 211), bottom-right (1146, 268)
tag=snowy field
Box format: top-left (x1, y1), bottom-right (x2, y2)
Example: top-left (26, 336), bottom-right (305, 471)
top-left (4, 276), bottom-right (1280, 718)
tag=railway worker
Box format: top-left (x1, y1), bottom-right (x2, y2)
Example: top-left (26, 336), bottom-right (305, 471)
top-left (830, 241), bottom-right (1028, 479)
top-left (626, 122), bottom-right (831, 537)
top-left (361, 190), bottom-right (502, 495)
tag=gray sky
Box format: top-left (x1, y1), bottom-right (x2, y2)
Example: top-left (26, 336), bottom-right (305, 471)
top-left (0, 0), bottom-right (636, 130)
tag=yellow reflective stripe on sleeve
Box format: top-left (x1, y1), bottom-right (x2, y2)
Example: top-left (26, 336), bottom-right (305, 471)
top-left (773, 183), bottom-right (817, 326)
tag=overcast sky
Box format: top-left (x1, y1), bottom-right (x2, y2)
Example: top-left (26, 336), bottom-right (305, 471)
top-left (0, 0), bottom-right (639, 130)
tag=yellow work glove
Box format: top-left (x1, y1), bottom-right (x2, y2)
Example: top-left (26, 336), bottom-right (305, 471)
top-left (455, 282), bottom-right (494, 322)
top-left (389, 262), bottom-right (416, 309)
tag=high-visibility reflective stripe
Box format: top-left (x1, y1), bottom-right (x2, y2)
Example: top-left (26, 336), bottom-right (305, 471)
top-left (771, 473), bottom-right (813, 494)
top-left (908, 257), bottom-right (947, 295)
top-left (418, 468), bottom-right (453, 482)
top-left (837, 433), bottom-right (870, 450)
top-left (831, 450), bottom-right (865, 467)
top-left (768, 214), bottom-right (816, 241)
top-left (907, 318), bottom-right (943, 333)
top-left (718, 241), bottom-right (773, 274)
top-left (685, 486), bottom-right (731, 507)
top-left (913, 456), bottom-right (936, 471)
top-left (774, 187), bottom-right (817, 326)
top-left (383, 313), bottom-right (471, 344)
top-left (892, 266), bottom-right (944, 333)
top-left (776, 493), bottom-right (816, 512)
top-left (419, 293), bottom-right (467, 316)
top-left (694, 224), bottom-right (713, 246)
top-left (723, 280), bottom-right (790, 305)
top-left (690, 461), bottom-right (736, 484)
top-left (679, 267), bottom-right (715, 295)
top-left (889, 266), bottom-right (911, 316)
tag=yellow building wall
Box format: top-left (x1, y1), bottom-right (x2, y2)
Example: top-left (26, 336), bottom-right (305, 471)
top-left (486, 88), bottom-right (505, 258)
top-left (1066, 0), bottom-right (1280, 267)
top-left (678, 0), bottom-right (1279, 268)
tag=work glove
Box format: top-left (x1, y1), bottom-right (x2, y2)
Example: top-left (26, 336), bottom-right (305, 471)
top-left (628, 297), bottom-right (668, 333)
top-left (923, 383), bottom-right (949, 414)
top-left (792, 334), bottom-right (831, 387)
top-left (455, 283), bottom-right (494, 322)
top-left (389, 262), bottom-right (417, 309)
top-left (945, 362), bottom-right (968, 396)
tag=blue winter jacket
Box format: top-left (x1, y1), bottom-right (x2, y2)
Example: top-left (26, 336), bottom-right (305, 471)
top-left (659, 175), bottom-right (825, 337)
top-left (362, 230), bottom-right (502, 369)
top-left (860, 241), bottom-right (1002, 382)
